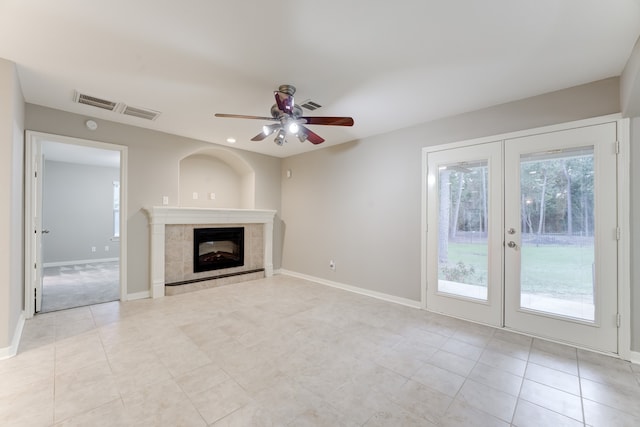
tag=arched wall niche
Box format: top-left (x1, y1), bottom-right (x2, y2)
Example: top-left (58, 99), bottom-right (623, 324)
top-left (179, 148), bottom-right (255, 209)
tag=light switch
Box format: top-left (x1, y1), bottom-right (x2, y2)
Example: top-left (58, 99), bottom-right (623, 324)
top-left (162, 196), bottom-right (169, 205)
top-left (192, 192), bottom-right (198, 200)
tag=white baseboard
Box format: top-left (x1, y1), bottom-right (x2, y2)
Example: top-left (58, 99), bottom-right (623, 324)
top-left (152, 281), bottom-right (165, 299)
top-left (43, 257), bottom-right (119, 268)
top-left (0, 311), bottom-right (25, 360)
top-left (279, 269), bottom-right (421, 309)
top-left (127, 290), bottom-right (150, 301)
top-left (629, 350), bottom-right (640, 365)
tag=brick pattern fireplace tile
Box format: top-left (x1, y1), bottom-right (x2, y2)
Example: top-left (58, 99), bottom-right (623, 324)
top-left (165, 223), bottom-right (264, 285)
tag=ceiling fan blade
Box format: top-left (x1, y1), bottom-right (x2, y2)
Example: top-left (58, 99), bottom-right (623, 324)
top-left (300, 125), bottom-right (324, 144)
top-left (274, 91), bottom-right (295, 114)
top-left (250, 132), bottom-right (269, 141)
top-left (215, 113), bottom-right (276, 121)
top-left (301, 116), bottom-right (354, 126)
top-left (251, 123), bottom-right (280, 141)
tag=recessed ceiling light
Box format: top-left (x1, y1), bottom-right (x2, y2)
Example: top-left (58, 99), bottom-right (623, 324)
top-left (226, 137), bottom-right (236, 144)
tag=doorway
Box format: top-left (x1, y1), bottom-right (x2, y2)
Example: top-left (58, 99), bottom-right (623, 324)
top-left (424, 119), bottom-right (624, 354)
top-left (24, 132), bottom-right (128, 316)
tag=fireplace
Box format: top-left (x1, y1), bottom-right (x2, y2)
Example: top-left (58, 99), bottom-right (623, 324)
top-left (193, 227), bottom-right (244, 272)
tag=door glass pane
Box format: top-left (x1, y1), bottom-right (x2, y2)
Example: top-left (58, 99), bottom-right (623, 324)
top-left (519, 147), bottom-right (595, 321)
top-left (438, 161), bottom-right (489, 300)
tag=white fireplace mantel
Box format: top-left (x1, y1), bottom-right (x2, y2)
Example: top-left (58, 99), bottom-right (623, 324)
top-left (143, 206), bottom-right (277, 298)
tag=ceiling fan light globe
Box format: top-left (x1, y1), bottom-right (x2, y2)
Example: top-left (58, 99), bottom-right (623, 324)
top-left (262, 123), bottom-right (280, 137)
top-left (288, 122), bottom-right (299, 134)
top-left (274, 129), bottom-right (287, 145)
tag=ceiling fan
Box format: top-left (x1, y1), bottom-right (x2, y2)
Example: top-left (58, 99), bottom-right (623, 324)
top-left (215, 84), bottom-right (354, 146)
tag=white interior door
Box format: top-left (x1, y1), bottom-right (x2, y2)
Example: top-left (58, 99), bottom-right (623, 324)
top-left (504, 123), bottom-right (618, 354)
top-left (426, 141), bottom-right (503, 326)
top-left (32, 141), bottom-right (44, 313)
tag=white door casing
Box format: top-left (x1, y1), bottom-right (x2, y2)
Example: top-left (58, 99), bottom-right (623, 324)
top-left (24, 131), bottom-right (129, 317)
top-left (33, 141), bottom-right (43, 312)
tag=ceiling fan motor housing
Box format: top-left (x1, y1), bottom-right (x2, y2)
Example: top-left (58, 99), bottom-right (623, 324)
top-left (271, 103), bottom-right (303, 119)
top-left (278, 84), bottom-right (296, 96)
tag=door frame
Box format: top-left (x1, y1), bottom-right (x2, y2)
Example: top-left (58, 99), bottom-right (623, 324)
top-left (421, 114), bottom-right (631, 359)
top-left (24, 131), bottom-right (129, 318)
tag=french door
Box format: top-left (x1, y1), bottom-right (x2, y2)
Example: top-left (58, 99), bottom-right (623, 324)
top-left (426, 122), bottom-right (619, 353)
top-left (426, 141), bottom-right (504, 326)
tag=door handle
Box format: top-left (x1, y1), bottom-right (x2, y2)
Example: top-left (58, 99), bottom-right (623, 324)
top-left (41, 229), bottom-right (50, 234)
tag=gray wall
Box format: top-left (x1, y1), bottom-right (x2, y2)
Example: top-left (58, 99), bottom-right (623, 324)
top-left (42, 160), bottom-right (120, 264)
top-left (0, 58), bottom-right (24, 351)
top-left (622, 36), bottom-right (640, 353)
top-left (25, 104), bottom-right (283, 295)
top-left (179, 154), bottom-right (241, 208)
top-left (621, 36), bottom-right (640, 117)
top-left (281, 78), bottom-right (627, 322)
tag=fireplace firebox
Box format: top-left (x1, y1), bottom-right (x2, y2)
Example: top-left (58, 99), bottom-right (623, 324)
top-left (193, 227), bottom-right (244, 272)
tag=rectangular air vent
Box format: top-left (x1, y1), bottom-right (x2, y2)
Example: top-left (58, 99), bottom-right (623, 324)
top-left (74, 90), bottom-right (162, 121)
top-left (74, 91), bottom-right (118, 111)
top-left (121, 105), bottom-right (161, 121)
top-left (300, 100), bottom-right (322, 111)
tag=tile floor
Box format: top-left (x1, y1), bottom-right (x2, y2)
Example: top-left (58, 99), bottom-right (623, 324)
top-left (1, 275), bottom-right (639, 426)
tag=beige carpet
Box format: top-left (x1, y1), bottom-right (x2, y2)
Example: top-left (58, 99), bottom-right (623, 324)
top-left (41, 261), bottom-right (119, 313)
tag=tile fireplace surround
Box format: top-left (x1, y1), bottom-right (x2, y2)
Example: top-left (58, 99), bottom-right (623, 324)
top-left (143, 207), bottom-right (276, 298)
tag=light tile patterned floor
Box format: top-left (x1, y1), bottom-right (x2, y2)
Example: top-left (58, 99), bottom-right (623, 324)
top-left (1, 275), bottom-right (639, 426)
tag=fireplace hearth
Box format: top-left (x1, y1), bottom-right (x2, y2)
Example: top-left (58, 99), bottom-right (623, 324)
top-left (194, 227), bottom-right (244, 272)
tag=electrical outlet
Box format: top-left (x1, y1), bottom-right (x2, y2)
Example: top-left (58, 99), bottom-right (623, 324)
top-left (192, 192), bottom-right (198, 200)
top-left (162, 196), bottom-right (169, 205)
top-left (329, 260), bottom-right (336, 270)
top-left (91, 246), bottom-right (96, 252)
top-left (104, 246), bottom-right (109, 252)
top-left (209, 192), bottom-right (216, 200)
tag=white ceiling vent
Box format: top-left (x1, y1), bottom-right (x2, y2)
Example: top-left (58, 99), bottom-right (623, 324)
top-left (73, 91), bottom-right (119, 111)
top-left (74, 90), bottom-right (161, 121)
top-left (122, 105), bottom-right (161, 121)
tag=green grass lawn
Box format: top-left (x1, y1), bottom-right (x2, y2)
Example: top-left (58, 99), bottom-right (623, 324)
top-left (439, 242), bottom-right (594, 299)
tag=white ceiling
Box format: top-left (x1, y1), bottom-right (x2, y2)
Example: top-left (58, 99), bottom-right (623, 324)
top-left (42, 140), bottom-right (120, 169)
top-left (1, 1), bottom-right (639, 158)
